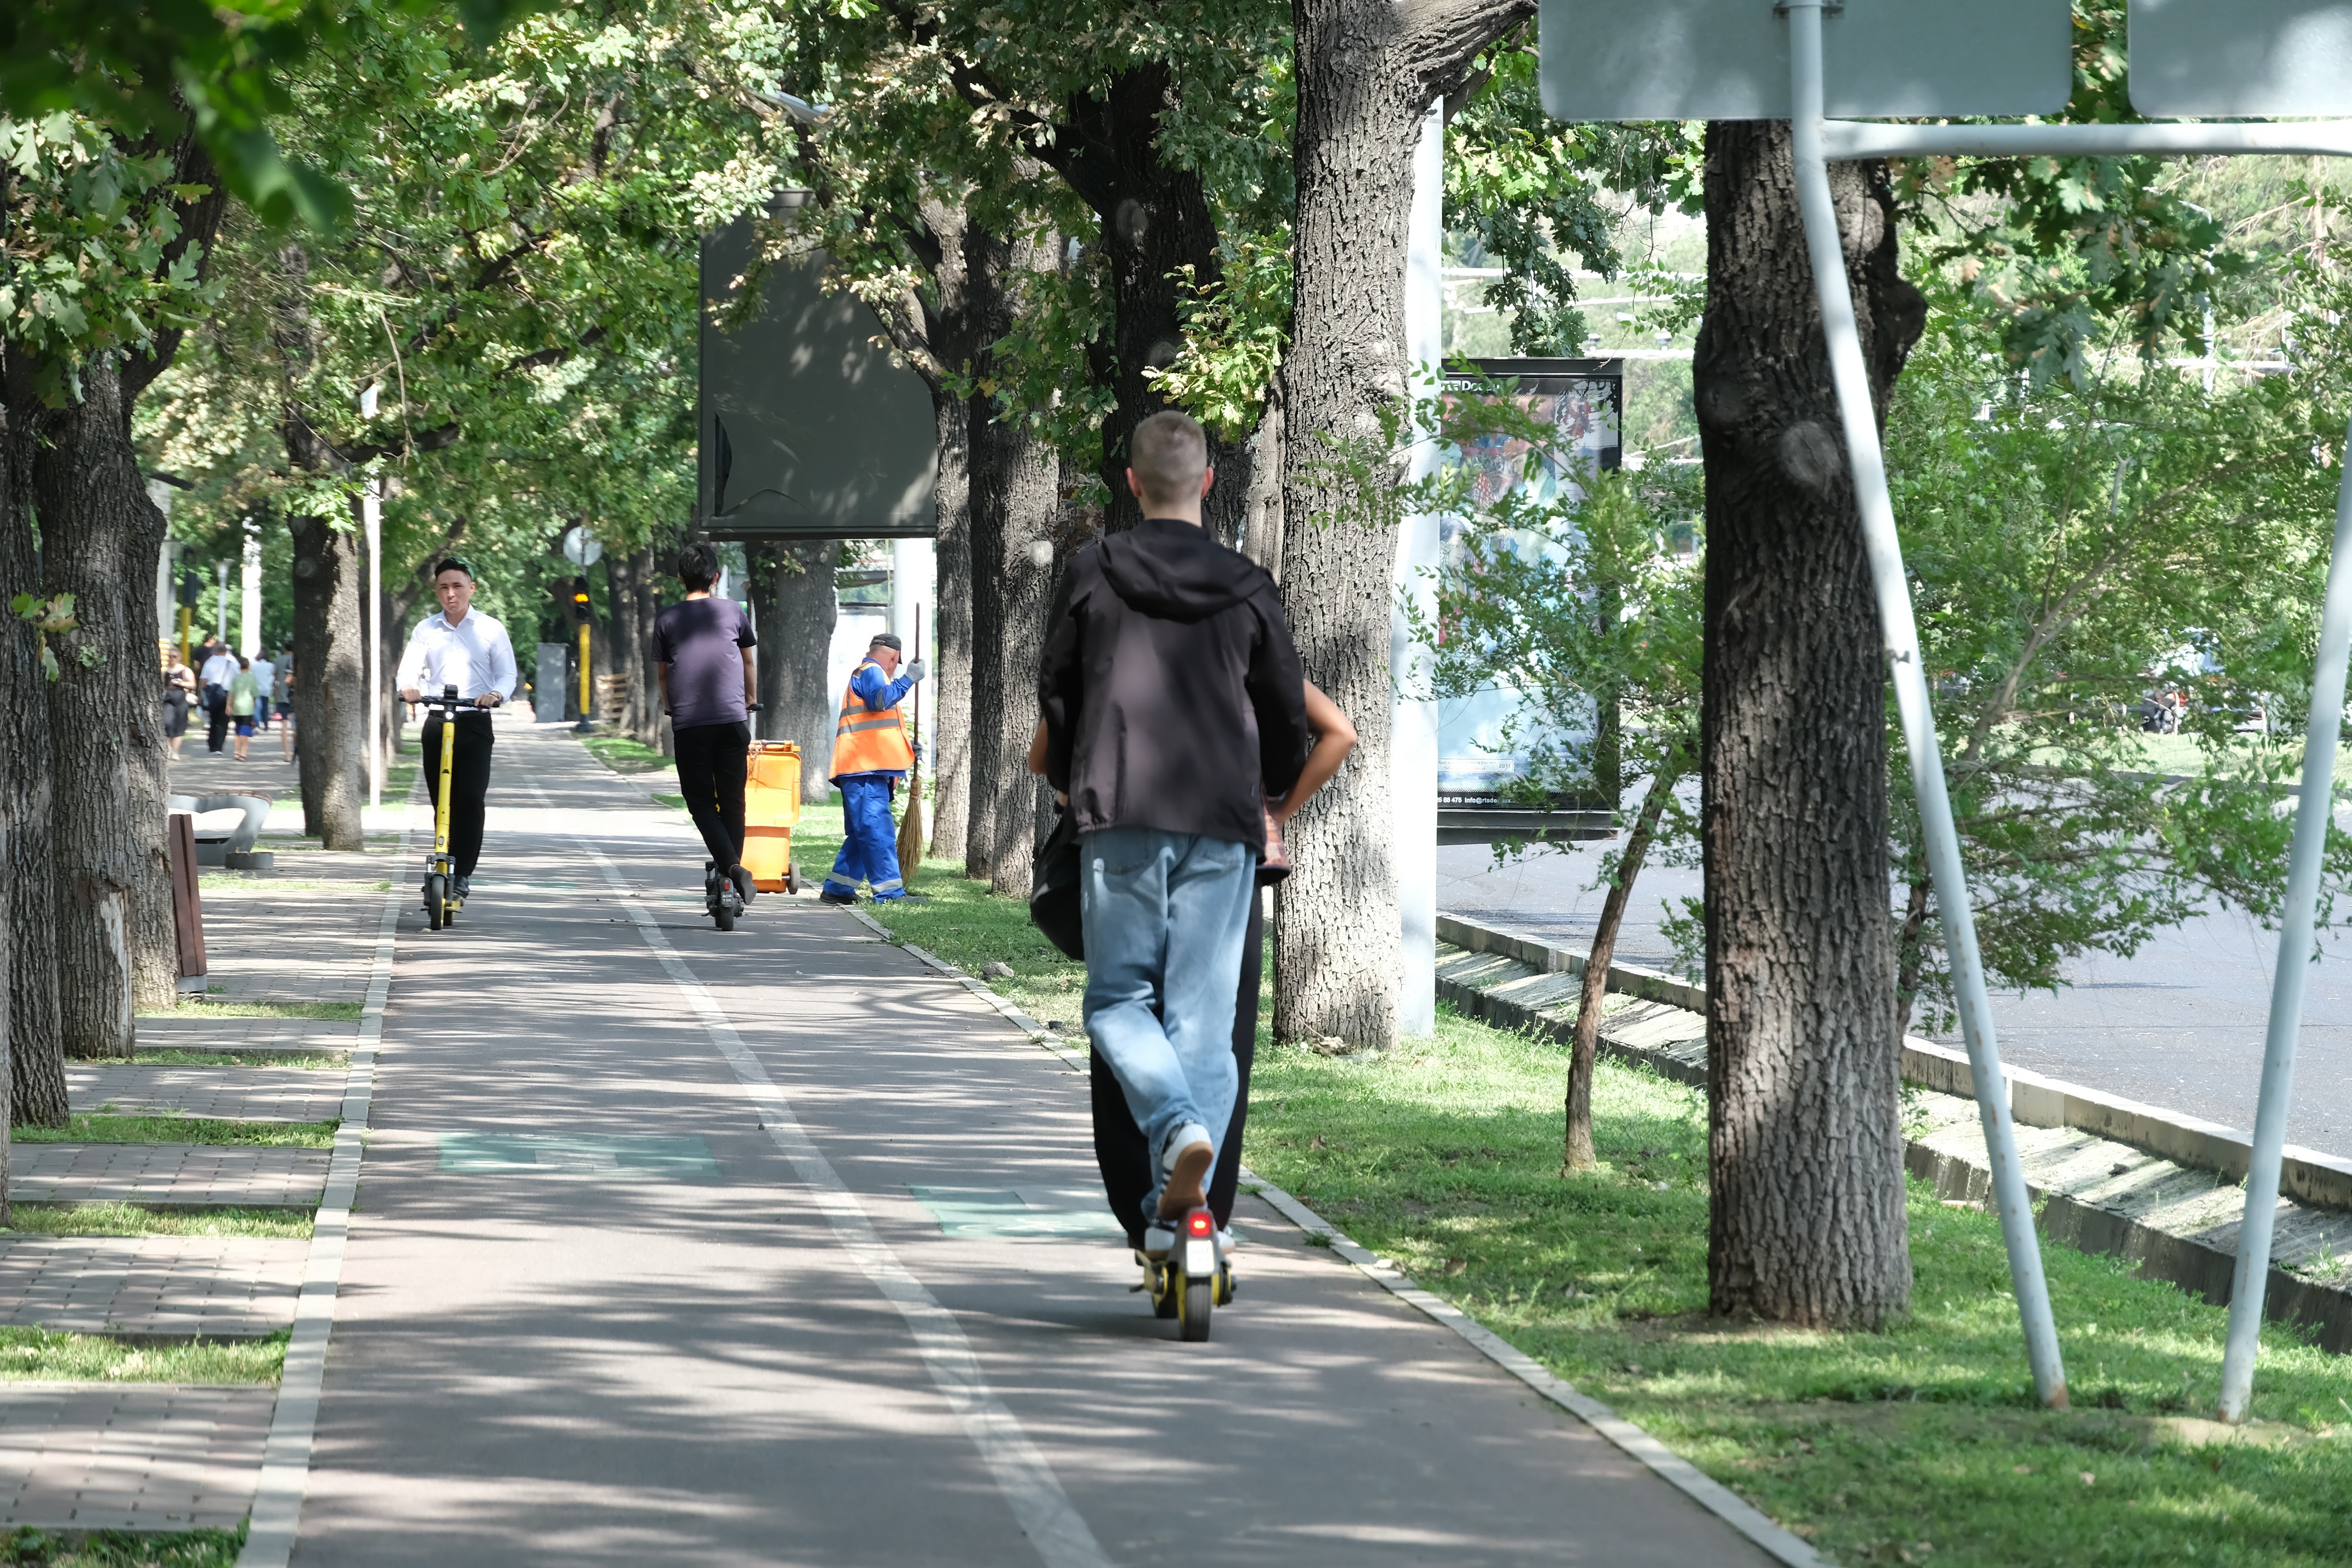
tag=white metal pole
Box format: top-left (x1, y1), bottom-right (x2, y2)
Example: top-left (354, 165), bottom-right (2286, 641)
top-left (215, 560), bottom-right (229, 644)
top-left (365, 481), bottom-right (382, 811)
top-left (2217, 413), bottom-right (2352, 1421)
top-left (239, 519), bottom-right (263, 659)
top-left (1392, 99), bottom-right (1445, 1039)
top-left (1786, 0), bottom-right (2068, 1409)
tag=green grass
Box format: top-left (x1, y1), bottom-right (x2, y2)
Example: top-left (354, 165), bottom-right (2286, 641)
top-left (651, 792), bottom-right (689, 812)
top-left (580, 732), bottom-right (674, 774)
top-left (136, 997), bottom-right (361, 1022)
top-left (4, 1203), bottom-right (313, 1239)
top-left (0, 1328), bottom-right (284, 1385)
top-left (16, 1115), bottom-right (336, 1149)
top-left (1243, 1009), bottom-right (2352, 1568)
top-left (130, 1050), bottom-right (344, 1070)
top-left (0, 1526), bottom-right (246, 1568)
top-left (797, 800), bottom-right (1093, 1029)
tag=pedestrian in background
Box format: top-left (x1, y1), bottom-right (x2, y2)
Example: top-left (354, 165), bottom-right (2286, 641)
top-left (1038, 408), bottom-right (1311, 1239)
top-left (656, 541), bottom-right (759, 906)
top-left (200, 639), bottom-right (236, 754)
top-left (162, 648), bottom-right (195, 759)
top-left (820, 633), bottom-right (927, 904)
top-left (228, 656), bottom-right (260, 761)
top-left (274, 649), bottom-right (297, 762)
top-left (249, 647), bottom-right (276, 731)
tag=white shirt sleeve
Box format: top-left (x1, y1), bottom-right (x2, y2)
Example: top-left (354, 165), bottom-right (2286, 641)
top-left (396, 619), bottom-right (435, 693)
top-left (485, 618), bottom-right (519, 700)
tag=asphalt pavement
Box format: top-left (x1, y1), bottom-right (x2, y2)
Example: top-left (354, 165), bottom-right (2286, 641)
top-left (287, 721), bottom-right (1776, 1566)
top-left (1439, 836), bottom-right (2352, 1157)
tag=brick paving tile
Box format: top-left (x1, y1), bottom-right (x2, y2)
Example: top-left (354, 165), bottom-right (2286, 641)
top-left (0, 1384), bottom-right (270, 1528)
top-left (10, 1145), bottom-right (328, 1209)
top-left (69, 1066), bottom-right (345, 1124)
top-left (0, 1238), bottom-right (305, 1337)
top-left (134, 1016), bottom-right (356, 1053)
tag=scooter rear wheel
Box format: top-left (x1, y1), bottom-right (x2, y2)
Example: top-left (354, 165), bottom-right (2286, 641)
top-left (1178, 1271), bottom-right (1213, 1341)
top-left (713, 897), bottom-right (736, 932)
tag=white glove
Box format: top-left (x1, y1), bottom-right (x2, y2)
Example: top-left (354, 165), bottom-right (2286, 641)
top-left (905, 659), bottom-right (929, 683)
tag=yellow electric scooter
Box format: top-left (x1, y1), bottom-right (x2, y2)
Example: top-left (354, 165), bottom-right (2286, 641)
top-left (421, 684), bottom-right (466, 930)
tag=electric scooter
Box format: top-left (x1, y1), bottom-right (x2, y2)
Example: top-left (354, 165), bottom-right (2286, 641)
top-left (700, 702), bottom-right (761, 932)
top-left (1142, 1206), bottom-right (1235, 1342)
top-left (420, 684), bottom-right (467, 930)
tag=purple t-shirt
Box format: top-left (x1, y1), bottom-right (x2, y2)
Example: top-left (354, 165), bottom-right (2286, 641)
top-left (653, 597), bottom-right (756, 729)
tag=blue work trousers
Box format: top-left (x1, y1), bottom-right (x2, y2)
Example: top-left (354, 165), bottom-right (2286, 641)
top-left (825, 775), bottom-right (906, 899)
top-left (1079, 826), bottom-right (1255, 1224)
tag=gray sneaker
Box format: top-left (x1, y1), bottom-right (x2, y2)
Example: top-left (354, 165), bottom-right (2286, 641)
top-left (454, 874), bottom-right (472, 899)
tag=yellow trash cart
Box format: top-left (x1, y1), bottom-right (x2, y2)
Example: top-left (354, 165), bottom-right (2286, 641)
top-left (742, 742), bottom-right (804, 894)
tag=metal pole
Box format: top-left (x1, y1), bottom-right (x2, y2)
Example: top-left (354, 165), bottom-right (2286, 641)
top-left (1785, 0), bottom-right (2068, 1409)
top-left (365, 482), bottom-right (382, 811)
top-left (2217, 414), bottom-right (2352, 1421)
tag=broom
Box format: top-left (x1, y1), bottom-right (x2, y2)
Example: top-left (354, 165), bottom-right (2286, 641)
top-left (895, 609), bottom-right (924, 886)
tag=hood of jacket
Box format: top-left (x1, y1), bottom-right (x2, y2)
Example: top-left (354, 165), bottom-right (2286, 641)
top-left (1097, 515), bottom-right (1266, 624)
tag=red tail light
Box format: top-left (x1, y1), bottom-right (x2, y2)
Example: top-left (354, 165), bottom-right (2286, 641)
top-left (1187, 1211), bottom-right (1214, 1237)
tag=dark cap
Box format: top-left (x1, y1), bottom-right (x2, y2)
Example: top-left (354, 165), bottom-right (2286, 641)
top-left (868, 632), bottom-right (903, 652)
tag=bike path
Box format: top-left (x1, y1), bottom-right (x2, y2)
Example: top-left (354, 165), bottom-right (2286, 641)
top-left (292, 721), bottom-right (1775, 1566)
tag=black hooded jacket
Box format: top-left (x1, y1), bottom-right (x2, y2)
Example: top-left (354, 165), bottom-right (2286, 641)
top-left (1038, 515), bottom-right (1310, 852)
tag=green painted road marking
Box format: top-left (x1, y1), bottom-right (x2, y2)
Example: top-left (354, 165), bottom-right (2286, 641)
top-left (907, 1186), bottom-right (1126, 1239)
top-left (437, 1132), bottom-right (721, 1181)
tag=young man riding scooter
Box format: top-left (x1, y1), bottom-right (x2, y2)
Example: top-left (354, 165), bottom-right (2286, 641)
top-left (397, 557), bottom-right (518, 901)
top-left (1036, 409), bottom-right (1312, 1254)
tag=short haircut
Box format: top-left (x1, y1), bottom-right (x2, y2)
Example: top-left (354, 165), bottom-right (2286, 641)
top-left (238, 655), bottom-right (250, 669)
top-left (432, 556), bottom-right (474, 581)
top-left (1129, 410), bottom-right (1209, 506)
top-left (676, 541), bottom-right (720, 591)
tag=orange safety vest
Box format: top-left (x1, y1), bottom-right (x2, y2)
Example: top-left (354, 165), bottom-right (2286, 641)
top-left (830, 660), bottom-right (915, 778)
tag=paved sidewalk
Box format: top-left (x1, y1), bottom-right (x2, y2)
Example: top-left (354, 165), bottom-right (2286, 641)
top-left (69, 1066), bottom-right (346, 1123)
top-left (0, 1385), bottom-right (271, 1529)
top-left (10, 1145), bottom-right (329, 1208)
top-left (135, 1016), bottom-right (355, 1056)
top-left (286, 722), bottom-right (1777, 1566)
top-left (0, 1238), bottom-right (305, 1337)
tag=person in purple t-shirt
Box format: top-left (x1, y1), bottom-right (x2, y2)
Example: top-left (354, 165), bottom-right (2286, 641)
top-left (655, 542), bottom-right (759, 905)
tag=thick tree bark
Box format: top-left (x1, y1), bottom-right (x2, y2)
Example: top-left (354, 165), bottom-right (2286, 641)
top-left (1697, 121), bottom-right (1923, 1328)
top-left (288, 512), bottom-right (367, 850)
top-left (1276, 0), bottom-right (1530, 1047)
top-left (606, 547), bottom-right (644, 740)
top-left (969, 235), bottom-right (1063, 897)
top-left (1, 366), bottom-right (67, 1126)
top-left (35, 357), bottom-right (164, 1058)
top-left (1034, 70), bottom-right (1254, 538)
top-left (747, 540), bottom-right (842, 801)
top-left (635, 544), bottom-right (666, 753)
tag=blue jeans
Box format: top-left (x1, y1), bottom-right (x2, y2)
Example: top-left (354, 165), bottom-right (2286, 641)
top-left (1080, 827), bottom-right (1255, 1224)
top-left (824, 775), bottom-right (906, 899)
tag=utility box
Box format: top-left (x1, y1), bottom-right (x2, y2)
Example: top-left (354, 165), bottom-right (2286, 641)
top-left (535, 644), bottom-right (569, 724)
top-left (742, 742), bottom-right (804, 893)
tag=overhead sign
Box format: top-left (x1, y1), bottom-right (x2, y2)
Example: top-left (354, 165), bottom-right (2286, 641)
top-left (1540, 0), bottom-right (2073, 121)
top-left (698, 200), bottom-right (938, 541)
top-left (2130, 1), bottom-right (2352, 117)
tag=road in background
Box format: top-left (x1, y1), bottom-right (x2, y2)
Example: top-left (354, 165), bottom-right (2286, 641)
top-left (1439, 839), bottom-right (2352, 1158)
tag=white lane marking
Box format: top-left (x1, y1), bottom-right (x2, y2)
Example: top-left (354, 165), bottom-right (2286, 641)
top-left (238, 822), bottom-right (410, 1568)
top-left (537, 788), bottom-right (1113, 1568)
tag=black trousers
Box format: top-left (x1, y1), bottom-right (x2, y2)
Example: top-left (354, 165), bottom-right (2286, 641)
top-left (1091, 889), bottom-right (1262, 1247)
top-left (205, 690), bottom-right (229, 752)
top-left (421, 714), bottom-right (494, 876)
top-left (674, 720), bottom-right (751, 870)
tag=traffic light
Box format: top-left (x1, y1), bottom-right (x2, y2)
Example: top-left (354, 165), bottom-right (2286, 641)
top-left (569, 576), bottom-right (593, 623)
top-left (177, 570), bottom-right (202, 609)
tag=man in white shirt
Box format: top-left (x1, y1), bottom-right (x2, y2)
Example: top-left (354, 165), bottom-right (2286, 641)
top-left (199, 642), bottom-right (238, 753)
top-left (396, 557), bottom-right (519, 897)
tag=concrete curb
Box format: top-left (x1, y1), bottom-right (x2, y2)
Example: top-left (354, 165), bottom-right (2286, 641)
top-left (1439, 910), bottom-right (2352, 1213)
top-left (868, 908), bottom-right (1823, 1566)
top-left (1437, 912), bottom-right (2352, 1356)
top-left (236, 813), bottom-right (410, 1568)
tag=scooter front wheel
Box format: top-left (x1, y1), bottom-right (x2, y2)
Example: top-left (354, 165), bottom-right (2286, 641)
top-left (423, 874), bottom-right (446, 931)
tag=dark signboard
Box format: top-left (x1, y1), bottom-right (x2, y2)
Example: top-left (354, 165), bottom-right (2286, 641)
top-left (698, 202), bottom-right (938, 540)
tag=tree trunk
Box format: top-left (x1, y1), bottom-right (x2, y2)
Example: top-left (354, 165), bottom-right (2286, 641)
top-left (1, 362), bottom-right (67, 1126)
top-left (1565, 767), bottom-right (1678, 1169)
top-left (35, 358), bottom-right (162, 1058)
top-left (635, 544), bottom-right (666, 753)
top-left (974, 246), bottom-right (1063, 897)
top-left (288, 512), bottom-right (367, 850)
top-left (1277, 0), bottom-right (1530, 1046)
top-left (1696, 120), bottom-right (1923, 1328)
top-left (606, 548), bottom-right (644, 739)
top-left (961, 223), bottom-right (1025, 881)
top-left (930, 388), bottom-right (976, 858)
top-left (747, 540), bottom-right (841, 801)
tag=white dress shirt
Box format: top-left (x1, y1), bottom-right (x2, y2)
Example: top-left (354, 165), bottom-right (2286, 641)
top-left (200, 652), bottom-right (238, 689)
top-left (397, 609), bottom-right (519, 703)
